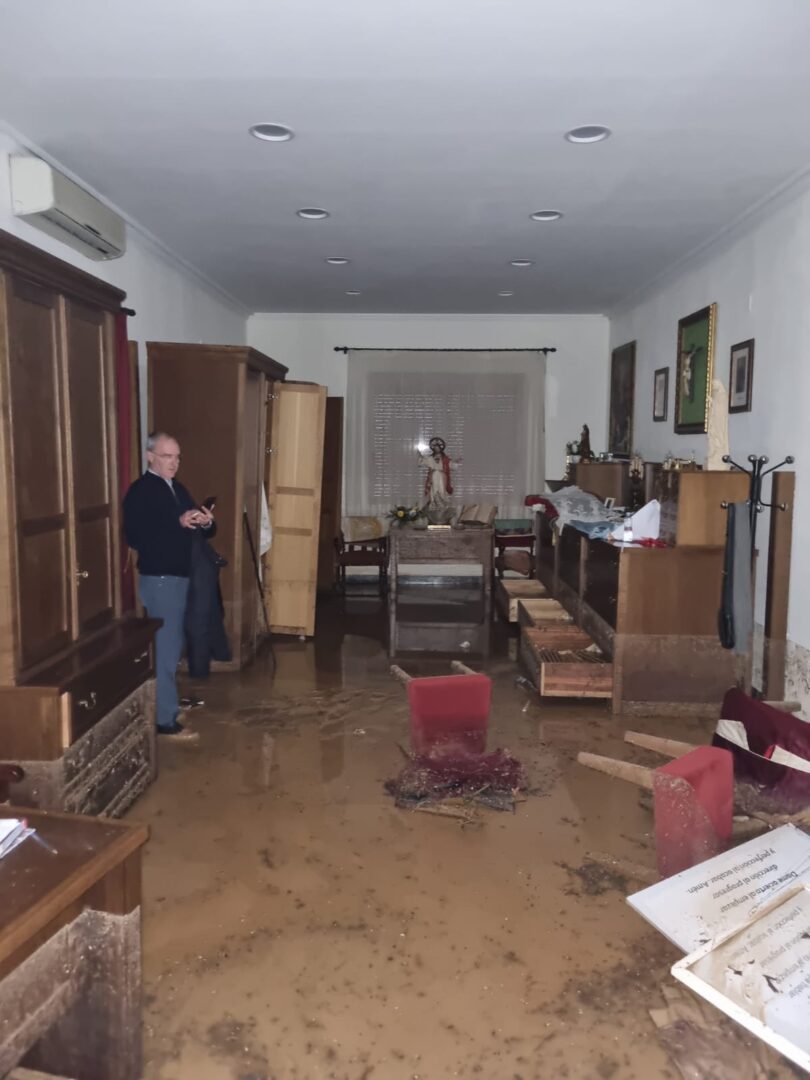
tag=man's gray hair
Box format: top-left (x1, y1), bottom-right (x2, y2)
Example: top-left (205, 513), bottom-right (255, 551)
top-left (146, 431), bottom-right (175, 452)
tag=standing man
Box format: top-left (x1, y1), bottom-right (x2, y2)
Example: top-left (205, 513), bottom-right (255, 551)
top-left (123, 432), bottom-right (214, 742)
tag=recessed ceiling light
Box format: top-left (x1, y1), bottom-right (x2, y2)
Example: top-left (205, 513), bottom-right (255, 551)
top-left (564, 125), bottom-right (611, 144)
top-left (249, 123), bottom-right (294, 142)
top-left (296, 207), bottom-right (329, 220)
top-left (498, 290), bottom-right (514, 298)
top-left (345, 290), bottom-right (362, 296)
top-left (530, 210), bottom-right (563, 222)
top-left (510, 260), bottom-right (533, 268)
top-left (325, 257), bottom-right (350, 265)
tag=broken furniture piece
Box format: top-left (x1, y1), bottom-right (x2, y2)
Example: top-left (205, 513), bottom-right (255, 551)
top-left (391, 661), bottom-right (491, 755)
top-left (578, 745), bottom-right (735, 877)
top-left (518, 596), bottom-right (612, 700)
top-left (0, 807), bottom-right (148, 1078)
top-left (494, 578), bottom-right (547, 623)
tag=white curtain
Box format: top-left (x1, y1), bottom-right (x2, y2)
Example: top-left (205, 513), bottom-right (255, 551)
top-left (345, 350), bottom-right (545, 519)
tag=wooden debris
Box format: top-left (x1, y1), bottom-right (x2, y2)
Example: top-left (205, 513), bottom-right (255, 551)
top-left (576, 751), bottom-right (654, 790)
top-left (389, 664), bottom-right (413, 686)
top-left (412, 801), bottom-right (480, 825)
top-left (624, 731), bottom-right (698, 758)
top-left (450, 660), bottom-right (477, 676)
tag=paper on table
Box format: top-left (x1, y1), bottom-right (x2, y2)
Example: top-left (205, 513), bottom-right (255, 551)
top-left (0, 819), bottom-right (34, 859)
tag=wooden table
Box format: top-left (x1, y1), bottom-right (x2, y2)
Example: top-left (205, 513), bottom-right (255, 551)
top-left (388, 527), bottom-right (494, 656)
top-left (0, 808), bottom-right (148, 1080)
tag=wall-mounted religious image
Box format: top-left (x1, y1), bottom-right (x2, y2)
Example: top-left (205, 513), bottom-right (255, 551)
top-left (728, 338), bottom-right (754, 414)
top-left (417, 436), bottom-right (462, 524)
top-left (653, 366), bottom-right (669, 422)
top-left (608, 340), bottom-right (636, 456)
top-left (675, 303), bottom-right (717, 434)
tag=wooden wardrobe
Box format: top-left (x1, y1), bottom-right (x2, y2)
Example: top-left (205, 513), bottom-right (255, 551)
top-left (0, 228), bottom-right (159, 815)
top-left (148, 343), bottom-right (288, 667)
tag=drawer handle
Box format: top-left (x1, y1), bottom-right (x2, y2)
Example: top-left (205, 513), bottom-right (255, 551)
top-left (76, 569), bottom-right (89, 581)
top-left (78, 691), bottom-right (97, 710)
top-left (133, 650), bottom-right (149, 664)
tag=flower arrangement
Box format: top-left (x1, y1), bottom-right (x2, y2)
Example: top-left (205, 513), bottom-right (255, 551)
top-left (387, 504), bottom-right (423, 527)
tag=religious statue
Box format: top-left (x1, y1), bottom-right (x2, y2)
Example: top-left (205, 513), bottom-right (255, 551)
top-left (578, 424), bottom-right (594, 462)
top-left (417, 436), bottom-right (461, 524)
top-left (706, 377), bottom-right (730, 470)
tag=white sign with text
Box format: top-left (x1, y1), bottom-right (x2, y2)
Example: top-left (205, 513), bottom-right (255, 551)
top-left (628, 825), bottom-right (810, 952)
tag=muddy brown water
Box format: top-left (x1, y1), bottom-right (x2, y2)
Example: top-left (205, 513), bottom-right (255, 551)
top-left (130, 595), bottom-right (793, 1080)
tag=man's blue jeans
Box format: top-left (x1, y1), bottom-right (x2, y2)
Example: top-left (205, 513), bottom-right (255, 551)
top-left (139, 575), bottom-right (189, 730)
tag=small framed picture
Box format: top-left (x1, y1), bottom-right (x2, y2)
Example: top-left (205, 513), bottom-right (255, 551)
top-left (653, 366), bottom-right (669, 422)
top-left (729, 338), bottom-right (754, 413)
top-left (604, 497), bottom-right (616, 510)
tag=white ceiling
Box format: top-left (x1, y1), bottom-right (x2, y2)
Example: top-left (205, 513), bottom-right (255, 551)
top-left (2, 0), bottom-right (810, 314)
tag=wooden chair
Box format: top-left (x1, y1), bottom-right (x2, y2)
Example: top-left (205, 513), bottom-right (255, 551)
top-left (494, 530), bottom-right (536, 579)
top-left (334, 533), bottom-right (388, 593)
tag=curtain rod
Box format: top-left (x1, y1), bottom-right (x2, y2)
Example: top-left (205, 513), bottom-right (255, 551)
top-left (333, 346), bottom-right (556, 355)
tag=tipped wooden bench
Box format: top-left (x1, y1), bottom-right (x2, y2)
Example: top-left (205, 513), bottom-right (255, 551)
top-left (517, 597), bottom-right (573, 628)
top-left (495, 578), bottom-right (548, 623)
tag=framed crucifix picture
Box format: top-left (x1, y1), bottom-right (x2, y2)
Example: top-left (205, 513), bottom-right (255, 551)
top-left (728, 338), bottom-right (754, 413)
top-left (674, 303), bottom-right (717, 434)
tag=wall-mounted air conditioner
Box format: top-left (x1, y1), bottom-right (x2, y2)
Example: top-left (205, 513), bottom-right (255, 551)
top-left (9, 155), bottom-right (126, 261)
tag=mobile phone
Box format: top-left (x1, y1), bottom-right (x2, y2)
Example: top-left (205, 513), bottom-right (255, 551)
top-left (201, 496), bottom-right (216, 510)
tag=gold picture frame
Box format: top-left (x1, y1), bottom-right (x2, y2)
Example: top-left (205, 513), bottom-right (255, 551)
top-left (674, 303), bottom-right (716, 435)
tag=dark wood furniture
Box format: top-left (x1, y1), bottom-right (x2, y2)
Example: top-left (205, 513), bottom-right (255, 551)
top-left (388, 527), bottom-right (493, 656)
top-left (0, 229), bottom-right (158, 815)
top-left (0, 807), bottom-right (148, 1079)
top-left (334, 534), bottom-right (388, 592)
top-left (148, 343), bottom-right (288, 666)
top-left (573, 461), bottom-right (631, 505)
top-left (534, 495), bottom-right (750, 716)
top-left (318, 397), bottom-right (344, 590)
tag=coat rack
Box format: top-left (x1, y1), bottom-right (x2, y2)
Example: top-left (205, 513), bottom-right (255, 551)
top-left (720, 452), bottom-right (795, 557)
top-left (719, 452), bottom-right (796, 697)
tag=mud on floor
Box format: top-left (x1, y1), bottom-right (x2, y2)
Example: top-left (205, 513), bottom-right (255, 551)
top-left (128, 614), bottom-right (798, 1080)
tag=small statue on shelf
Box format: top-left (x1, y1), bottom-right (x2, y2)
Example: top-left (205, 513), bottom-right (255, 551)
top-left (578, 424), bottom-right (594, 462)
top-left (417, 436), bottom-right (461, 524)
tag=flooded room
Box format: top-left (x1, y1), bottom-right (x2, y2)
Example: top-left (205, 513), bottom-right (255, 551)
top-left (1, 2), bottom-right (810, 1078)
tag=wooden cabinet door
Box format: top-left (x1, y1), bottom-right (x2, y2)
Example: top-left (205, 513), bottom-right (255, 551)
top-left (265, 382), bottom-right (326, 637)
top-left (66, 300), bottom-right (116, 635)
top-left (239, 367), bottom-right (266, 663)
top-left (5, 275), bottom-right (72, 669)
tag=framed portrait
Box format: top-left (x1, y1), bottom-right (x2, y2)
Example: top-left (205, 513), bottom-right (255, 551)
top-left (653, 367), bottom-right (669, 422)
top-left (728, 338), bottom-right (754, 414)
top-left (608, 340), bottom-right (636, 456)
top-left (675, 303), bottom-right (716, 434)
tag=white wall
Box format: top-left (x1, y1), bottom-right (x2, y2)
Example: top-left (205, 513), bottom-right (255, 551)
top-left (248, 312), bottom-right (609, 480)
top-left (610, 180), bottom-right (810, 687)
top-left (0, 129), bottom-right (248, 393)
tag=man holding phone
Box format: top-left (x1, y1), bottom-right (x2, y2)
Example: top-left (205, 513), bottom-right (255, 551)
top-left (123, 431), bottom-right (215, 742)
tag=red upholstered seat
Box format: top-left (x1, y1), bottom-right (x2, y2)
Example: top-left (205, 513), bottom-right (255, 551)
top-left (407, 673), bottom-right (491, 755)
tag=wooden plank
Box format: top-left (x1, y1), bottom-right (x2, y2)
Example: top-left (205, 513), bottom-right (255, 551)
top-left (521, 624), bottom-right (594, 653)
top-left (266, 383), bottom-right (327, 637)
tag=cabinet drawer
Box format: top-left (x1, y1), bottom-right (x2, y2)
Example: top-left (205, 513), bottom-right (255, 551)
top-left (68, 640), bottom-right (153, 741)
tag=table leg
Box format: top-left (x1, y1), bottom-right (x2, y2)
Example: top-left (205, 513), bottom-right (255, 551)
top-left (23, 857), bottom-right (143, 1080)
